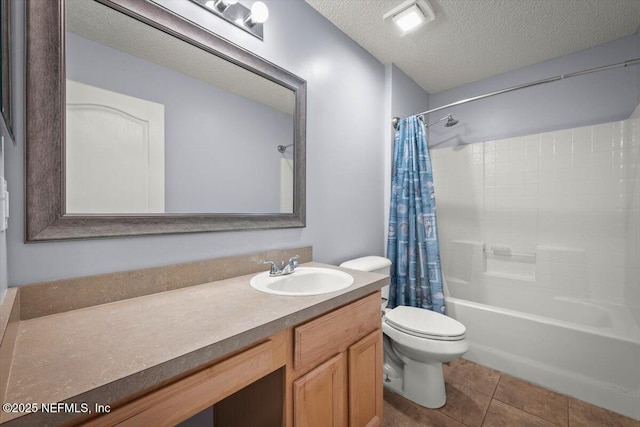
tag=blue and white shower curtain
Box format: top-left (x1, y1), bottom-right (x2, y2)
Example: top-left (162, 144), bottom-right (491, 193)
top-left (387, 115), bottom-right (445, 314)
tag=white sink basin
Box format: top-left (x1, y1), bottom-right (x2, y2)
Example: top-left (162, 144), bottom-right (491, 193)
top-left (250, 267), bottom-right (354, 296)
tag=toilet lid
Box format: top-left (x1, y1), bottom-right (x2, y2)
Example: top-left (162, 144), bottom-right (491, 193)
top-left (385, 306), bottom-right (466, 341)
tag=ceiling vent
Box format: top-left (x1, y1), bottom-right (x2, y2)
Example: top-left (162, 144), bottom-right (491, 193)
top-left (383, 0), bottom-right (436, 36)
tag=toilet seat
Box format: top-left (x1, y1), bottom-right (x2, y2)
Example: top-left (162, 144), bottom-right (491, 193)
top-left (384, 306), bottom-right (466, 341)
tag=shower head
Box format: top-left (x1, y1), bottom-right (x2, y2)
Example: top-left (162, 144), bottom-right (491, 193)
top-left (277, 144), bottom-right (293, 153)
top-left (444, 115), bottom-right (459, 127)
top-left (426, 114), bottom-right (459, 128)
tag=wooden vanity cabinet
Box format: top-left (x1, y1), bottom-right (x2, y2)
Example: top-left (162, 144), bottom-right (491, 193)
top-left (290, 292), bottom-right (383, 427)
top-left (79, 292), bottom-right (382, 427)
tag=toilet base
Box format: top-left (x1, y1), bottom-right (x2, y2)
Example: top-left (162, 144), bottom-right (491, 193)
top-left (403, 358), bottom-right (446, 408)
top-left (383, 374), bottom-right (403, 395)
top-left (383, 377), bottom-right (404, 397)
top-left (383, 345), bottom-right (447, 409)
top-left (383, 372), bottom-right (446, 409)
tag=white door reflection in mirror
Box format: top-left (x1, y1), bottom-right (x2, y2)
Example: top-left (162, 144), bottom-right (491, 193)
top-left (66, 79), bottom-right (165, 214)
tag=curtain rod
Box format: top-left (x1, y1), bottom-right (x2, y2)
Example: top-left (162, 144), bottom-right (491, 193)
top-left (392, 57), bottom-right (640, 129)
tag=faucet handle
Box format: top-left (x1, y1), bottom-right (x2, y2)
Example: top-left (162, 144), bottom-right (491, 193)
top-left (287, 255), bottom-right (299, 269)
top-left (262, 259), bottom-right (279, 275)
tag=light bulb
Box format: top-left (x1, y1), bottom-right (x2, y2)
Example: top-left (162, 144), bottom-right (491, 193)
top-left (250, 1), bottom-right (269, 24)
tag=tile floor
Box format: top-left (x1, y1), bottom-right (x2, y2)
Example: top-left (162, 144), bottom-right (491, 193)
top-left (383, 359), bottom-right (640, 427)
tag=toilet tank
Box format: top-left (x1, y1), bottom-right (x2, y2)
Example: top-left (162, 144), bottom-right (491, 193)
top-left (339, 256), bottom-right (392, 299)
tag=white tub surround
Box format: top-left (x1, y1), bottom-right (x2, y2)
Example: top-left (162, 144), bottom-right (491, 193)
top-left (432, 114), bottom-right (640, 420)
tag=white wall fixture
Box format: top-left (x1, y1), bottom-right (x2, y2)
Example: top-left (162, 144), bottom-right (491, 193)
top-left (190, 0), bottom-right (268, 40)
top-left (383, 0), bottom-right (435, 36)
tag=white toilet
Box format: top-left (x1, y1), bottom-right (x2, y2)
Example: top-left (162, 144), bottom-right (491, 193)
top-left (340, 256), bottom-right (469, 409)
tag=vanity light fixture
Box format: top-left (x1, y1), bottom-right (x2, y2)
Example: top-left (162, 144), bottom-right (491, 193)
top-left (383, 0), bottom-right (435, 36)
top-left (190, 0), bottom-right (269, 40)
top-left (205, 0), bottom-right (238, 13)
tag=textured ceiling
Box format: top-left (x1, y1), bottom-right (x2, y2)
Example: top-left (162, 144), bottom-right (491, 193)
top-left (305, 0), bottom-right (640, 93)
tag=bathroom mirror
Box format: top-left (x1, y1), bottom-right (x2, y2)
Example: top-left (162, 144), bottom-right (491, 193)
top-left (25, 0), bottom-right (306, 241)
top-left (1, 0), bottom-right (13, 140)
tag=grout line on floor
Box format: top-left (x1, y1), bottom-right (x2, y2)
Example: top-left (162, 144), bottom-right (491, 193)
top-left (475, 372), bottom-right (501, 427)
top-left (490, 373), bottom-right (501, 398)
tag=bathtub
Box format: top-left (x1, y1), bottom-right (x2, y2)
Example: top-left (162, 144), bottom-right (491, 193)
top-left (445, 277), bottom-right (640, 420)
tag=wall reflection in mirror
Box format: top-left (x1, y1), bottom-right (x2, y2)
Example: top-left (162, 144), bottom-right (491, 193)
top-left (65, 0), bottom-right (295, 214)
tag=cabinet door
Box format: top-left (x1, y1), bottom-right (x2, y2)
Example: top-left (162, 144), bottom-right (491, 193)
top-left (348, 330), bottom-right (383, 427)
top-left (293, 352), bottom-right (347, 427)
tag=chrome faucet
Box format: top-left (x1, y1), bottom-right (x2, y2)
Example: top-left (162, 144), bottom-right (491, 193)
top-left (263, 255), bottom-right (299, 277)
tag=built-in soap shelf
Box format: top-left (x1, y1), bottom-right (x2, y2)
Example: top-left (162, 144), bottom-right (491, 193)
top-left (483, 245), bottom-right (536, 258)
top-left (482, 243), bottom-right (537, 280)
top-left (444, 241), bottom-right (586, 286)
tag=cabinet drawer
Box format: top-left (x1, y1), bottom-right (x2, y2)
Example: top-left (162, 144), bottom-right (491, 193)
top-left (294, 292), bottom-right (380, 372)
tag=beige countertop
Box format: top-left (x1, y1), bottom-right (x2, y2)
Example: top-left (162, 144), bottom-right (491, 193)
top-left (1, 262), bottom-right (387, 426)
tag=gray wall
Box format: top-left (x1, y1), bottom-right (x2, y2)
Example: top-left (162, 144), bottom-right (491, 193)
top-left (67, 32), bottom-right (292, 214)
top-left (428, 32), bottom-right (640, 148)
top-left (6, 0), bottom-right (385, 286)
top-left (389, 65), bottom-right (430, 121)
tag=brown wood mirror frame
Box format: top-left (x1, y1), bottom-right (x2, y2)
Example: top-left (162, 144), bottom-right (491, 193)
top-left (25, 0), bottom-right (306, 242)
